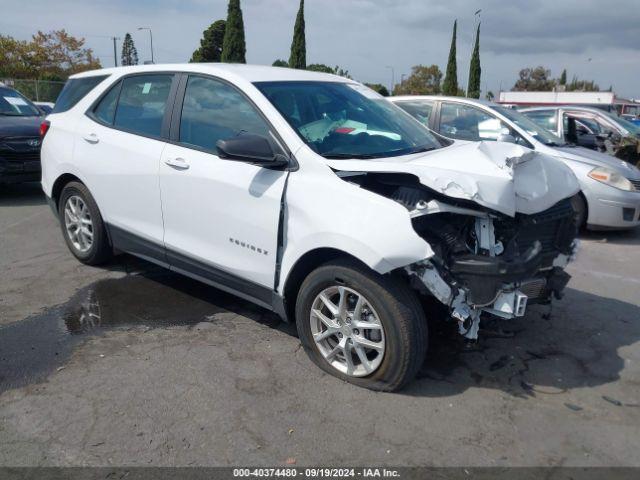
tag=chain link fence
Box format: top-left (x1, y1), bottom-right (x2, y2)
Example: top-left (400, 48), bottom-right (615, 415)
top-left (1, 78), bottom-right (66, 103)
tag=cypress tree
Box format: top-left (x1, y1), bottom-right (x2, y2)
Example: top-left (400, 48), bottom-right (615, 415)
top-left (467, 23), bottom-right (481, 98)
top-left (221, 0), bottom-right (246, 63)
top-left (121, 33), bottom-right (138, 66)
top-left (442, 20), bottom-right (458, 96)
top-left (559, 69), bottom-right (567, 85)
top-left (190, 20), bottom-right (226, 63)
top-left (288, 0), bottom-right (306, 69)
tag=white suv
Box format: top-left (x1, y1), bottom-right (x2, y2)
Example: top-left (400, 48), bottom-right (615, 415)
top-left (41, 64), bottom-right (580, 391)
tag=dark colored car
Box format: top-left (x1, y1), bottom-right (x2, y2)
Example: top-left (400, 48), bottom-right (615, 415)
top-left (0, 86), bottom-right (45, 184)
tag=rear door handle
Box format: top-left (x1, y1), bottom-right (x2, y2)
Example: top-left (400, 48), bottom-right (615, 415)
top-left (83, 133), bottom-right (99, 144)
top-left (164, 157), bottom-right (190, 170)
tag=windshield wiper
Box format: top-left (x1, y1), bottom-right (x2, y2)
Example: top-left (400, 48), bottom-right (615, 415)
top-left (323, 153), bottom-right (378, 160)
top-left (407, 146), bottom-right (437, 154)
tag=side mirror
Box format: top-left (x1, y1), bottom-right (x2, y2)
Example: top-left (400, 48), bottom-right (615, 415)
top-left (497, 132), bottom-right (517, 144)
top-left (216, 134), bottom-right (289, 168)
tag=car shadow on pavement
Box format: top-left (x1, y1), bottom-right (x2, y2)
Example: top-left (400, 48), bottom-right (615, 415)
top-left (407, 287), bottom-right (640, 399)
top-left (580, 228), bottom-right (640, 246)
top-left (0, 182), bottom-right (46, 207)
top-left (3, 251), bottom-right (638, 399)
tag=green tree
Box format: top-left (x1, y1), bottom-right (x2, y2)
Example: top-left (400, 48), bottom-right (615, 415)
top-left (306, 64), bottom-right (352, 78)
top-left (559, 69), bottom-right (567, 85)
top-left (442, 20), bottom-right (458, 96)
top-left (364, 83), bottom-right (390, 96)
top-left (485, 90), bottom-right (494, 101)
top-left (221, 0), bottom-right (246, 63)
top-left (190, 20), bottom-right (226, 62)
top-left (0, 30), bottom-right (100, 79)
top-left (272, 59), bottom-right (288, 67)
top-left (288, 0), bottom-right (306, 69)
top-left (307, 63), bottom-right (333, 73)
top-left (392, 65), bottom-right (443, 95)
top-left (121, 33), bottom-right (138, 66)
top-left (567, 76), bottom-right (600, 92)
top-left (513, 66), bottom-right (556, 91)
top-left (467, 23), bottom-right (481, 98)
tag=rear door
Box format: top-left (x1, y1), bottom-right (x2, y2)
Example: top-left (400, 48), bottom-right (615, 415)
top-left (75, 73), bottom-right (177, 258)
top-left (159, 74), bottom-right (288, 302)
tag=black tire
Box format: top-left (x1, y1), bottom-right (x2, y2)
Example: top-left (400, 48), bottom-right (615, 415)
top-left (570, 193), bottom-right (587, 231)
top-left (295, 258), bottom-right (427, 392)
top-left (58, 181), bottom-right (112, 265)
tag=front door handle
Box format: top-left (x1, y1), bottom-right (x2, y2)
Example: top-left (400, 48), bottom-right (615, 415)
top-left (83, 133), bottom-right (99, 144)
top-left (164, 157), bottom-right (190, 170)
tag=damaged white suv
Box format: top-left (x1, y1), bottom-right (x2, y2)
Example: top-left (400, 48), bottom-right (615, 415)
top-left (41, 65), bottom-right (580, 391)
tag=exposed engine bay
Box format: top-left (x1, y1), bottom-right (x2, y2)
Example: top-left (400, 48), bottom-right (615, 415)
top-left (337, 170), bottom-right (579, 340)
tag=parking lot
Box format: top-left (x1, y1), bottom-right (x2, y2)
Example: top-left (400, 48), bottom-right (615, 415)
top-left (1, 182), bottom-right (639, 467)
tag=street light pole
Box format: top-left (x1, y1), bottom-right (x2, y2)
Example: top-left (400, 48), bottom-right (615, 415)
top-left (137, 27), bottom-right (155, 64)
top-left (385, 66), bottom-right (395, 94)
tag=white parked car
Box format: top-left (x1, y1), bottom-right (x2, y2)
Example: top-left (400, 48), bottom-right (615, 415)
top-left (41, 65), bottom-right (580, 391)
top-left (391, 96), bottom-right (640, 230)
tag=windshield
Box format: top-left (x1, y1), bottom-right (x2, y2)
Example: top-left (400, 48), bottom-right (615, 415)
top-left (493, 106), bottom-right (566, 146)
top-left (255, 81), bottom-right (442, 159)
top-left (0, 88), bottom-right (41, 117)
top-left (601, 110), bottom-right (640, 135)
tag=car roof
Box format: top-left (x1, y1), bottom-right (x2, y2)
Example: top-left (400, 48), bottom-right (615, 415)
top-left (519, 105), bottom-right (608, 114)
top-left (390, 95), bottom-right (499, 108)
top-left (70, 63), bottom-right (347, 84)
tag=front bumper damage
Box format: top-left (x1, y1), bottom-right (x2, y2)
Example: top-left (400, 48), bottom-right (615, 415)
top-left (327, 142), bottom-right (582, 340)
top-left (406, 213), bottom-right (578, 340)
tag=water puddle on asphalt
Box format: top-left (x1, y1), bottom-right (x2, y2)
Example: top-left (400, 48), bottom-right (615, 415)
top-left (0, 272), bottom-right (280, 393)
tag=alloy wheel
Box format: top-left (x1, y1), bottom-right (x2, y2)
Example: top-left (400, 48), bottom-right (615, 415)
top-left (309, 286), bottom-right (386, 377)
top-left (64, 195), bottom-right (94, 253)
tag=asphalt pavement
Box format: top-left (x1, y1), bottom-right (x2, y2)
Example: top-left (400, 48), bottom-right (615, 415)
top-left (1, 182), bottom-right (639, 467)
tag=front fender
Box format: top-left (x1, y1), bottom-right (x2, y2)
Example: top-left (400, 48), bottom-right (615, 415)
top-left (277, 161), bottom-right (434, 293)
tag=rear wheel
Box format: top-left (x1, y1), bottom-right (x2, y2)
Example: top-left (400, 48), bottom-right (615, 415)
top-left (296, 258), bottom-right (427, 391)
top-left (59, 182), bottom-right (112, 265)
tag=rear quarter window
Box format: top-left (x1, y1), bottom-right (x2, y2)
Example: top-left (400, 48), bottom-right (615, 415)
top-left (52, 75), bottom-right (110, 113)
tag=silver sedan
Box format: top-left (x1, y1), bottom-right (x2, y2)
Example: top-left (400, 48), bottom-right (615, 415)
top-left (391, 95), bottom-right (640, 230)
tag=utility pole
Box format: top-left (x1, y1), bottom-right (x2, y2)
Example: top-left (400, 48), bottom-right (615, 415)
top-left (111, 36), bottom-right (120, 67)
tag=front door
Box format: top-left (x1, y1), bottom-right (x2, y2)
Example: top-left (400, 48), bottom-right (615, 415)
top-left (159, 74), bottom-right (287, 303)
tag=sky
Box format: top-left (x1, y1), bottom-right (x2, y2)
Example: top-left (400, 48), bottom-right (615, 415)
top-left (1, 0), bottom-right (639, 98)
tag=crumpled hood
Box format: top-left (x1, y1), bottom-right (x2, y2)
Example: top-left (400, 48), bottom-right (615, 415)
top-left (325, 141), bottom-right (580, 217)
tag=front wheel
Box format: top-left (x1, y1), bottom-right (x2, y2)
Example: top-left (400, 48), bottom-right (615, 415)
top-left (296, 258), bottom-right (427, 391)
top-left (58, 181), bottom-right (112, 265)
top-left (570, 193), bottom-right (587, 231)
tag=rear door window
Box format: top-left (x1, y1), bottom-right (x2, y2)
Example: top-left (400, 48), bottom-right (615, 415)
top-left (440, 102), bottom-right (506, 141)
top-left (395, 101), bottom-right (434, 127)
top-left (113, 75), bottom-right (174, 138)
top-left (522, 109), bottom-right (557, 133)
top-left (92, 81), bottom-right (122, 125)
top-left (52, 75), bottom-right (109, 113)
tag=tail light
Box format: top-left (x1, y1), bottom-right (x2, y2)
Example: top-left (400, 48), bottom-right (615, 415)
top-left (40, 120), bottom-right (50, 139)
